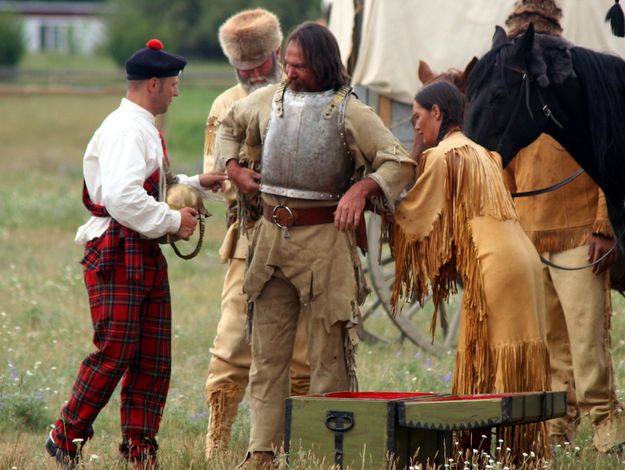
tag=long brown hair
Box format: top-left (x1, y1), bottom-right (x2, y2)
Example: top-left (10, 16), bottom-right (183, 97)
top-left (285, 21), bottom-right (350, 91)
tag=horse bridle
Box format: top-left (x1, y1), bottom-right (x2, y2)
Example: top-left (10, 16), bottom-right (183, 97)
top-left (496, 66), bottom-right (620, 271)
top-left (496, 66), bottom-right (563, 150)
top-left (497, 67), bottom-right (579, 199)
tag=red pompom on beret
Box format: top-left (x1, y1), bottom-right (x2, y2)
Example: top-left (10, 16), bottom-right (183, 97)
top-left (125, 38), bottom-right (186, 80)
top-left (146, 38), bottom-right (164, 50)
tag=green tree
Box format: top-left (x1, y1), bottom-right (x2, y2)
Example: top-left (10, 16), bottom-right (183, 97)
top-left (105, 0), bottom-right (321, 63)
top-left (0, 13), bottom-right (25, 67)
top-left (10, 0), bottom-right (107, 2)
top-left (105, 0), bottom-right (175, 67)
top-left (191, 0), bottom-right (322, 58)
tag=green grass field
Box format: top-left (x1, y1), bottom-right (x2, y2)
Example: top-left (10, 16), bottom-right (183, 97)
top-left (2, 58), bottom-right (625, 469)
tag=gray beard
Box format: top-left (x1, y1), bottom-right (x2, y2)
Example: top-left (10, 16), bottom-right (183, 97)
top-left (237, 60), bottom-right (282, 94)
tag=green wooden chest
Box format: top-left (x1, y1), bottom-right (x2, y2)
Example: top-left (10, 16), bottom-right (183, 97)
top-left (285, 391), bottom-right (566, 469)
top-left (285, 391), bottom-right (446, 469)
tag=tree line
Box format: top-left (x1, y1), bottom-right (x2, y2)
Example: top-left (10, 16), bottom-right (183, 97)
top-left (106, 0), bottom-right (322, 65)
top-left (0, 0), bottom-right (322, 66)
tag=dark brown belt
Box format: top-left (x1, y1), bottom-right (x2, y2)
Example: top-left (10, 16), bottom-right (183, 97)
top-left (263, 203), bottom-right (336, 228)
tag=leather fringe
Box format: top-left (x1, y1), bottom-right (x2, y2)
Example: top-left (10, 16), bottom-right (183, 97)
top-left (390, 143), bottom-right (549, 457)
top-left (390, 144), bottom-right (517, 341)
top-left (454, 339), bottom-right (551, 458)
top-left (205, 383), bottom-right (246, 457)
top-left (344, 312), bottom-right (360, 393)
top-left (527, 226), bottom-right (599, 254)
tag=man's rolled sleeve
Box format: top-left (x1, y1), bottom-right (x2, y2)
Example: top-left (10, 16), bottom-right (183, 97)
top-left (345, 98), bottom-right (416, 208)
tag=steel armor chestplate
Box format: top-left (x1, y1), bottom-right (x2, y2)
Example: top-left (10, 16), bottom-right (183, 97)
top-left (260, 86), bottom-right (353, 200)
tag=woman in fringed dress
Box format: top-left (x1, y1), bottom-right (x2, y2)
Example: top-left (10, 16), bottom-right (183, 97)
top-left (390, 80), bottom-right (550, 459)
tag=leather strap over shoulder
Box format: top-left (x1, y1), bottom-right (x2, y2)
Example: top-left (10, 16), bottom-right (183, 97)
top-left (324, 85), bottom-right (352, 119)
top-left (273, 80), bottom-right (288, 117)
top-left (273, 82), bottom-right (353, 120)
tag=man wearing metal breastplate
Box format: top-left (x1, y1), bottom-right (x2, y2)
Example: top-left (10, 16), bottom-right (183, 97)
top-left (202, 9), bottom-right (311, 460)
top-left (217, 21), bottom-right (416, 470)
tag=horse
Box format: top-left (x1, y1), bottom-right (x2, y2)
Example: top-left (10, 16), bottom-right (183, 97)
top-left (465, 23), bottom-right (625, 251)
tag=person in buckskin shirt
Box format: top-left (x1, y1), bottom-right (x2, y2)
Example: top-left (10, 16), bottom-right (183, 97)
top-left (503, 0), bottom-right (625, 453)
top-left (202, 8), bottom-right (310, 460)
top-left (217, 22), bottom-right (416, 469)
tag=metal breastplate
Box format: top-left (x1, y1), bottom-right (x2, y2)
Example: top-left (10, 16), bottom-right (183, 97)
top-left (260, 85), bottom-right (353, 201)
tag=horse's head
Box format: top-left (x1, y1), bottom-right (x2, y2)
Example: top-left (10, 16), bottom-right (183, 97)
top-left (417, 58), bottom-right (477, 94)
top-left (465, 24), bottom-right (575, 166)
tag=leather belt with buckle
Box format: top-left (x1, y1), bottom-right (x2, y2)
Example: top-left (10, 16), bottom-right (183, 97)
top-left (263, 203), bottom-right (336, 228)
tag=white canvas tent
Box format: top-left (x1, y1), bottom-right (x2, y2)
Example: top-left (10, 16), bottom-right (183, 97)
top-left (327, 0), bottom-right (625, 147)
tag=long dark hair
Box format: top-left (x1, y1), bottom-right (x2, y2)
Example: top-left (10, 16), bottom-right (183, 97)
top-left (285, 21), bottom-right (350, 91)
top-left (415, 80), bottom-right (465, 144)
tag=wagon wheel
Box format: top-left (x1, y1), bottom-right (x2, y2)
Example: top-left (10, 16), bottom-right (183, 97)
top-left (361, 213), bottom-right (462, 356)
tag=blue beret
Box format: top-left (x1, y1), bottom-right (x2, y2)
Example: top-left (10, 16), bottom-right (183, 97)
top-left (125, 39), bottom-right (187, 80)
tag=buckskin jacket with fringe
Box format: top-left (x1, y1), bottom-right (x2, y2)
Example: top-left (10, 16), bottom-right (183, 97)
top-left (390, 131), bottom-right (550, 455)
top-left (502, 133), bottom-right (613, 253)
top-left (217, 82), bottom-right (416, 334)
top-left (203, 83), bottom-right (251, 263)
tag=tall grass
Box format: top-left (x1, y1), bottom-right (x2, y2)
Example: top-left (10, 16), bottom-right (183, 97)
top-left (2, 75), bottom-right (625, 469)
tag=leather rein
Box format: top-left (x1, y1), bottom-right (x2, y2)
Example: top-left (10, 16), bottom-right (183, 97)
top-left (497, 67), bottom-right (619, 271)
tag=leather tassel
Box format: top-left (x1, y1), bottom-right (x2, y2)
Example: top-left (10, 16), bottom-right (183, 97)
top-left (606, 0), bottom-right (625, 37)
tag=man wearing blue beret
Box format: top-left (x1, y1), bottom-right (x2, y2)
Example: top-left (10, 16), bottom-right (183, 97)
top-left (45, 39), bottom-right (226, 469)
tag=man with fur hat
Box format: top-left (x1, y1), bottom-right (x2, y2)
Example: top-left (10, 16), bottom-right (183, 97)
top-left (503, 0), bottom-right (625, 452)
top-left (218, 21), bottom-right (416, 469)
top-left (202, 8), bottom-right (310, 460)
top-left (45, 39), bottom-right (226, 469)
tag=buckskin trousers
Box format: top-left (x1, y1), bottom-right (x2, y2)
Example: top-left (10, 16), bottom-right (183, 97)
top-left (542, 245), bottom-right (625, 451)
top-left (53, 238), bottom-right (171, 456)
top-left (205, 257), bottom-right (310, 396)
top-left (247, 269), bottom-right (350, 453)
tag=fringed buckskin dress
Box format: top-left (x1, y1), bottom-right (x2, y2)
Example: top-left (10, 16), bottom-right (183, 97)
top-left (391, 131), bottom-right (550, 457)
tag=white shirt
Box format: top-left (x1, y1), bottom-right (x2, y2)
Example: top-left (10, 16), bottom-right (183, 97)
top-left (75, 98), bottom-right (202, 245)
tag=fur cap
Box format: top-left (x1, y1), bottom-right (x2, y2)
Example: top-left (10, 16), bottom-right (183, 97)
top-left (218, 8), bottom-right (283, 70)
top-left (506, 0), bottom-right (563, 39)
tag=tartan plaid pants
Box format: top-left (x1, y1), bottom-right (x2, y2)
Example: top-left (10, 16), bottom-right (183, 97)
top-left (53, 237), bottom-right (171, 455)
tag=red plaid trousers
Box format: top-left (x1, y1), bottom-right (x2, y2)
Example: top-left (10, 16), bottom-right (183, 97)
top-left (53, 236), bottom-right (171, 457)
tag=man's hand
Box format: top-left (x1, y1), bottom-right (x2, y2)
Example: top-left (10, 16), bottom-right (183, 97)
top-left (176, 207), bottom-right (198, 240)
top-left (588, 234), bottom-right (617, 275)
top-left (199, 171), bottom-right (228, 192)
top-left (334, 178), bottom-right (381, 232)
top-left (226, 160), bottom-right (261, 194)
